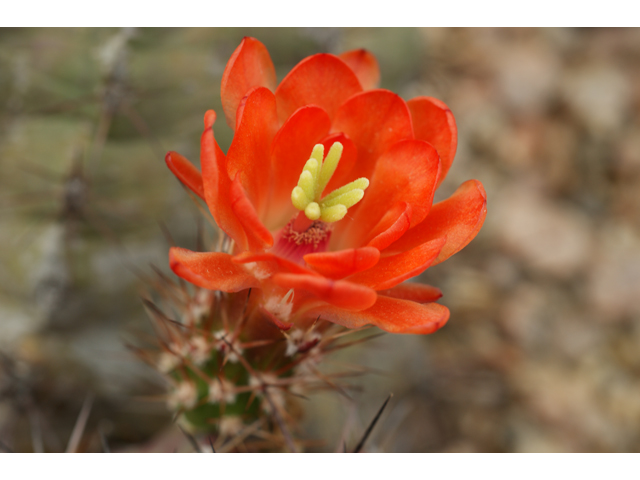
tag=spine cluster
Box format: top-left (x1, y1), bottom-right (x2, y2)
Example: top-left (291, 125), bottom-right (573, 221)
top-left (139, 251), bottom-right (372, 452)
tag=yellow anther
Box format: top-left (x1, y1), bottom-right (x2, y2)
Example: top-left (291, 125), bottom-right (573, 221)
top-left (321, 188), bottom-right (365, 209)
top-left (304, 202), bottom-right (321, 220)
top-left (291, 142), bottom-right (369, 223)
top-left (320, 204), bottom-right (347, 223)
top-left (320, 178), bottom-right (369, 204)
top-left (291, 186), bottom-right (310, 211)
top-left (309, 144), bottom-right (324, 165)
top-left (298, 169), bottom-right (316, 200)
top-left (316, 142), bottom-right (343, 199)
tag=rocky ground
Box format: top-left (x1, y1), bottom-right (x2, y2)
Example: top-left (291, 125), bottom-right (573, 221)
top-left (1, 28), bottom-right (639, 452)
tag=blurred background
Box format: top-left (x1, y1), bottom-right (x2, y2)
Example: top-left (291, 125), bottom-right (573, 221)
top-left (1, 27), bottom-right (640, 452)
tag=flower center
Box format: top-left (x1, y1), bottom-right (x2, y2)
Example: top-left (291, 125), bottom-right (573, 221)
top-left (290, 142), bottom-right (369, 223)
top-left (271, 142), bottom-right (369, 264)
top-left (271, 217), bottom-right (333, 263)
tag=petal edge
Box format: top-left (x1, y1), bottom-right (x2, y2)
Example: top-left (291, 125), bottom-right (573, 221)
top-left (387, 179), bottom-right (487, 265)
top-left (275, 53), bottom-right (362, 123)
top-left (339, 49), bottom-right (380, 90)
top-left (273, 273), bottom-right (377, 311)
top-left (221, 37), bottom-right (276, 129)
top-left (408, 96), bottom-right (457, 188)
top-left (165, 151), bottom-right (205, 200)
top-left (304, 246), bottom-right (380, 279)
top-left (306, 296), bottom-right (450, 334)
top-left (169, 247), bottom-right (258, 292)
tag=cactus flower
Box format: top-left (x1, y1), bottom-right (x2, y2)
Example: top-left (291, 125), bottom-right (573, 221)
top-left (165, 37), bottom-right (487, 336)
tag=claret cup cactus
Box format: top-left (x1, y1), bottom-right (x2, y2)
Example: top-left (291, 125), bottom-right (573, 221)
top-left (142, 37), bottom-right (486, 452)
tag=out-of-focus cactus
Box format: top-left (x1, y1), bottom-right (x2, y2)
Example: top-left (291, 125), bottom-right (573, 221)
top-left (0, 27), bottom-right (178, 452)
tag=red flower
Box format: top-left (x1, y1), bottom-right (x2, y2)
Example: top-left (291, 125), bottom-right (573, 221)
top-left (165, 37), bottom-right (487, 335)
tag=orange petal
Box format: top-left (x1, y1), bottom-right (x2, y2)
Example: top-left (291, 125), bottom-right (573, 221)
top-left (365, 202), bottom-right (412, 251)
top-left (331, 89), bottom-right (414, 182)
top-left (377, 283), bottom-right (442, 303)
top-left (408, 96), bottom-right (457, 188)
top-left (267, 105), bottom-right (331, 227)
top-left (272, 274), bottom-right (377, 311)
top-left (275, 53), bottom-right (362, 124)
top-left (165, 151), bottom-right (205, 200)
top-left (344, 139), bottom-right (440, 249)
top-left (304, 246), bottom-right (380, 279)
top-left (339, 49), bottom-right (380, 90)
top-left (221, 37), bottom-right (276, 130)
top-left (306, 296), bottom-right (450, 334)
top-left (387, 180), bottom-right (487, 265)
top-left (226, 87), bottom-right (278, 217)
top-left (200, 110), bottom-right (248, 250)
top-left (229, 177), bottom-right (273, 251)
top-left (233, 251), bottom-right (316, 276)
top-left (169, 247), bottom-right (258, 292)
top-left (318, 132), bottom-right (358, 195)
top-left (347, 238), bottom-right (446, 290)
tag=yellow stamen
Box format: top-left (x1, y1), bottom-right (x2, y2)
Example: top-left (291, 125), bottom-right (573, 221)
top-left (320, 178), bottom-right (369, 204)
top-left (298, 168), bottom-right (316, 200)
top-left (291, 186), bottom-right (310, 211)
top-left (320, 204), bottom-right (348, 223)
top-left (321, 189), bottom-right (365, 209)
top-left (316, 142), bottom-right (343, 199)
top-left (304, 202), bottom-right (321, 220)
top-left (290, 142), bottom-right (369, 223)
